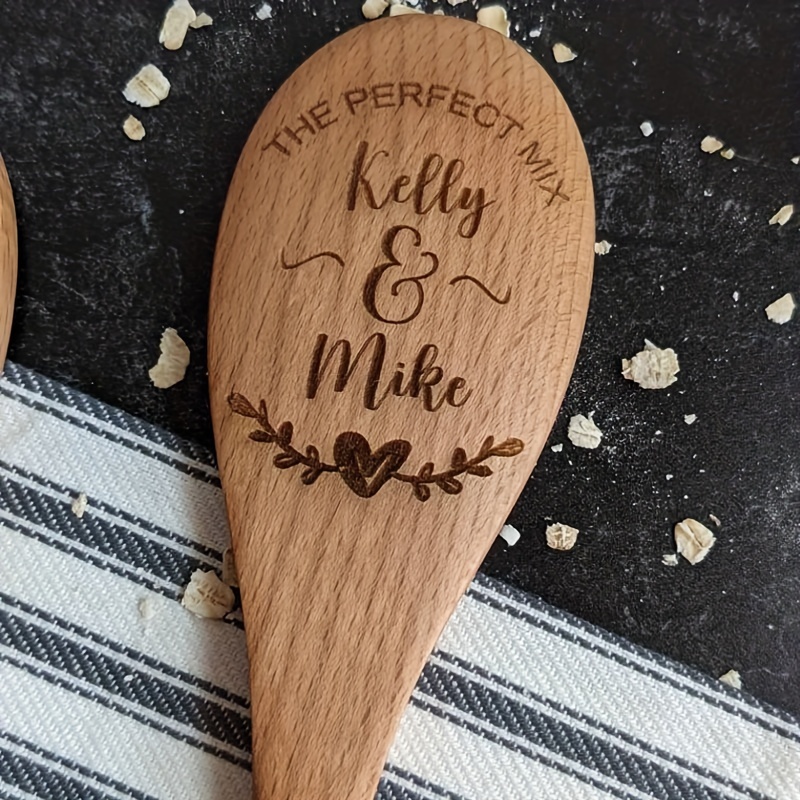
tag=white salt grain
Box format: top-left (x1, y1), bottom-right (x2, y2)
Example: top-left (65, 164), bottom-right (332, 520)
top-left (700, 135), bottom-right (724, 154)
top-left (551, 443), bottom-right (563, 453)
top-left (720, 147), bottom-right (735, 160)
top-left (709, 513), bottom-right (721, 527)
top-left (791, 156), bottom-right (800, 165)
top-left (567, 414), bottom-right (603, 449)
top-left (71, 492), bottom-right (88, 518)
top-left (684, 413), bottom-right (697, 425)
top-left (159, 0), bottom-right (196, 50)
top-left (476, 6), bottom-right (509, 35)
top-left (189, 11), bottom-right (213, 28)
top-left (552, 42), bottom-right (577, 62)
top-left (255, 2), bottom-right (272, 20)
top-left (123, 64), bottom-right (170, 108)
top-left (622, 340), bottom-right (679, 389)
top-left (765, 293), bottom-right (796, 324)
top-left (768, 204), bottom-right (794, 226)
top-left (662, 554), bottom-right (679, 567)
top-left (499, 524), bottom-right (521, 547)
top-left (181, 570), bottom-right (235, 619)
top-left (362, 0), bottom-right (388, 18)
top-left (546, 522), bottom-right (579, 551)
top-left (719, 669), bottom-right (742, 689)
top-left (640, 121), bottom-right (654, 137)
top-left (123, 115), bottom-right (146, 141)
top-left (674, 518), bottom-right (716, 565)
top-left (149, 328), bottom-right (190, 388)
top-left (594, 240), bottom-right (613, 255)
top-left (138, 596), bottom-right (160, 620)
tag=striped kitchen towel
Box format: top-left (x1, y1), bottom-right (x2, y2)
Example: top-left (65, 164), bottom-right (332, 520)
top-left (0, 361), bottom-right (798, 800)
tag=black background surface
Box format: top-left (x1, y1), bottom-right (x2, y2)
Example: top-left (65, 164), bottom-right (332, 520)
top-left (1, 0), bottom-right (798, 714)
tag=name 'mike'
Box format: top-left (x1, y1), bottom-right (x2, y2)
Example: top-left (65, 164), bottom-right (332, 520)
top-left (346, 140), bottom-right (495, 239)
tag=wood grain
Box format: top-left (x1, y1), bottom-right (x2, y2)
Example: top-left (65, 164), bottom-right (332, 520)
top-left (0, 156), bottom-right (17, 369)
top-left (209, 16), bottom-right (594, 799)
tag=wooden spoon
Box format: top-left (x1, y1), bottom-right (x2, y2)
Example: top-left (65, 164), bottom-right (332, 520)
top-left (209, 15), bottom-right (593, 800)
top-left (0, 155), bottom-right (17, 367)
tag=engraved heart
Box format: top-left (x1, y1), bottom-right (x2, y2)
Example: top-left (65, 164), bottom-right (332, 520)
top-left (333, 432), bottom-right (412, 498)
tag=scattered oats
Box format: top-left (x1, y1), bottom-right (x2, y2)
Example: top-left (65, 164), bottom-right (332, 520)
top-left (709, 513), bottom-right (721, 527)
top-left (732, 290), bottom-right (740, 302)
top-left (389, 4), bottom-right (424, 14)
top-left (719, 669), bottom-right (742, 689)
top-left (700, 135), bottom-right (724, 154)
top-left (255, 2), bottom-right (272, 20)
top-left (71, 492), bottom-right (88, 518)
top-left (189, 11), bottom-right (213, 28)
top-left (684, 413), bottom-right (697, 425)
top-left (149, 328), bottom-right (190, 388)
top-left (499, 524), bottom-right (521, 547)
top-left (765, 292), bottom-right (796, 324)
top-left (181, 570), bottom-right (235, 619)
top-left (123, 115), bottom-right (146, 141)
top-left (362, 0), bottom-right (388, 18)
top-left (622, 340), bottom-right (679, 389)
top-left (159, 0), bottom-right (196, 50)
top-left (477, 6), bottom-right (509, 36)
top-left (138, 596), bottom-right (160, 620)
top-left (791, 156), bottom-right (800, 165)
top-left (123, 64), bottom-right (170, 108)
top-left (662, 553), bottom-right (679, 567)
top-left (720, 147), bottom-right (735, 160)
top-left (546, 522), bottom-right (579, 551)
top-left (768, 203), bottom-right (794, 226)
top-left (567, 414), bottom-right (603, 449)
top-left (551, 443), bottom-right (563, 453)
top-left (552, 42), bottom-right (577, 63)
top-left (594, 240), bottom-right (613, 256)
top-left (640, 120), bottom-right (654, 137)
top-left (674, 518), bottom-right (716, 565)
top-left (222, 547), bottom-right (239, 587)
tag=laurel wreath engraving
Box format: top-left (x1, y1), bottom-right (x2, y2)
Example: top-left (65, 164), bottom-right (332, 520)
top-left (228, 393), bottom-right (524, 501)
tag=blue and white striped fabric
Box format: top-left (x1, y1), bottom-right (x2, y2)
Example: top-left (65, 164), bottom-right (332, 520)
top-left (0, 361), bottom-right (798, 800)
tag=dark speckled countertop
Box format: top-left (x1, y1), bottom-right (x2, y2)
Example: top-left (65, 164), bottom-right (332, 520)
top-left (1, 0), bottom-right (798, 714)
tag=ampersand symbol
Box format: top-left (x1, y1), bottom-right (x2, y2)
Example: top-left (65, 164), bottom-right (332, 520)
top-left (362, 225), bottom-right (439, 325)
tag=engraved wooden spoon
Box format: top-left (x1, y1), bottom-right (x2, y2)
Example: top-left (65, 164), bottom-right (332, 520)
top-left (0, 156), bottom-right (17, 368)
top-left (209, 16), bottom-right (594, 800)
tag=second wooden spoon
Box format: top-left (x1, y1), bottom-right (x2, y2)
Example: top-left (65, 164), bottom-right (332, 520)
top-left (0, 156), bottom-right (17, 367)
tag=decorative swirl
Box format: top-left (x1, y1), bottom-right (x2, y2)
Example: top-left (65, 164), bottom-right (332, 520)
top-left (280, 249), bottom-right (345, 270)
top-left (448, 274), bottom-right (511, 305)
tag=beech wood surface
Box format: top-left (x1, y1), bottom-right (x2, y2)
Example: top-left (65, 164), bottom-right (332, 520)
top-left (0, 156), bottom-right (16, 369)
top-left (209, 16), bottom-right (594, 799)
